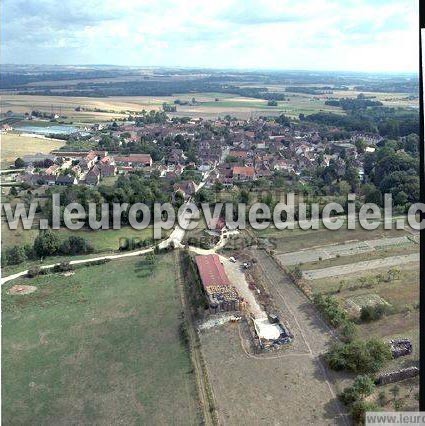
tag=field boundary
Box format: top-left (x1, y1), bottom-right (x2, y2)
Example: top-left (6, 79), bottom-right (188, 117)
top-left (174, 250), bottom-right (218, 426)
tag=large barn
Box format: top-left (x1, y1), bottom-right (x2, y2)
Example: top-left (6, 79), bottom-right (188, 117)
top-left (195, 254), bottom-right (240, 313)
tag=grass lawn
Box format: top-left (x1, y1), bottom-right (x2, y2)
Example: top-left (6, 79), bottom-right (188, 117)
top-left (2, 254), bottom-right (201, 425)
top-left (1, 133), bottom-right (66, 168)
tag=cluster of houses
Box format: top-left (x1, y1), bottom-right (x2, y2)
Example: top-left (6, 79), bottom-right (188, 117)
top-left (17, 151), bottom-right (152, 187)
top-left (8, 113), bottom-right (382, 190)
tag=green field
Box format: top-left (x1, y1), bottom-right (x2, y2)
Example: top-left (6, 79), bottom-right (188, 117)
top-left (1, 223), bottom-right (168, 252)
top-left (2, 254), bottom-right (200, 424)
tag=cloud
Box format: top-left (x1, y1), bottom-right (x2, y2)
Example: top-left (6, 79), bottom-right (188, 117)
top-left (1, 0), bottom-right (418, 72)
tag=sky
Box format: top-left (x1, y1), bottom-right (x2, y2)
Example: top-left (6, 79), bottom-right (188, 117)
top-left (1, 0), bottom-right (419, 72)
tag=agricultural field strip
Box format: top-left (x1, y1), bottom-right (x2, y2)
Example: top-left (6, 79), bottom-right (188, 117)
top-left (303, 253), bottom-right (419, 280)
top-left (251, 249), bottom-right (349, 425)
top-left (276, 235), bottom-right (415, 266)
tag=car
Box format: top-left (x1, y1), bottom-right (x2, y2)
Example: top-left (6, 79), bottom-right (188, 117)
top-left (229, 256), bottom-right (236, 263)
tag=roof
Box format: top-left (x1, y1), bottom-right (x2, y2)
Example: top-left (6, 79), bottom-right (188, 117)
top-left (114, 154), bottom-right (152, 164)
top-left (195, 254), bottom-right (231, 288)
top-left (232, 166), bottom-right (255, 177)
top-left (56, 175), bottom-right (76, 184)
top-left (229, 150), bottom-right (248, 158)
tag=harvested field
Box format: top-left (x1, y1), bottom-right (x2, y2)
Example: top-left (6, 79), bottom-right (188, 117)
top-left (277, 235), bottom-right (415, 266)
top-left (1, 133), bottom-right (66, 168)
top-left (302, 253), bottom-right (419, 280)
top-left (255, 224), bottom-right (409, 254)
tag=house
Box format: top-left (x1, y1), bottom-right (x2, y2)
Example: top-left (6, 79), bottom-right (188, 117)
top-left (173, 180), bottom-right (198, 201)
top-left (232, 166), bottom-right (255, 182)
top-left (99, 163), bottom-right (116, 177)
top-left (114, 154), bottom-right (152, 167)
top-left (45, 164), bottom-right (60, 176)
top-left (85, 166), bottom-right (101, 185)
top-left (56, 175), bottom-right (78, 186)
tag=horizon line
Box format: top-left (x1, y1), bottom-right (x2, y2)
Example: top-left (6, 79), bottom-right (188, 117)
top-left (1, 63), bottom-right (419, 75)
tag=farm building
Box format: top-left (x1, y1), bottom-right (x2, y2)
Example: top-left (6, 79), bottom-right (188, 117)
top-left (195, 254), bottom-right (240, 313)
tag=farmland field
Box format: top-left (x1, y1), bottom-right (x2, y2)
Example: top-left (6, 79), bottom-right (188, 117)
top-left (200, 323), bottom-right (346, 425)
top-left (2, 254), bottom-right (201, 424)
top-left (1, 91), bottom-right (345, 121)
top-left (0, 133), bottom-right (66, 168)
top-left (250, 223), bottom-right (419, 413)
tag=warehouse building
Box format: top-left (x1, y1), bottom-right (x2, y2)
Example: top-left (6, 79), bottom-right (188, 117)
top-left (195, 254), bottom-right (240, 313)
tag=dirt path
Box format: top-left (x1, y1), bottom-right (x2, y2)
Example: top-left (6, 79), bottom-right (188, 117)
top-left (0, 247), bottom-right (154, 286)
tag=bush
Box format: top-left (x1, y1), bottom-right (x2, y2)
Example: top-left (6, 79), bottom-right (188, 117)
top-left (326, 339), bottom-right (392, 374)
top-left (360, 304), bottom-right (390, 322)
top-left (340, 386), bottom-right (361, 406)
top-left (27, 266), bottom-right (46, 278)
top-left (34, 230), bottom-right (60, 257)
top-left (59, 236), bottom-right (94, 255)
top-left (53, 261), bottom-right (74, 273)
top-left (340, 320), bottom-right (359, 343)
top-left (313, 294), bottom-right (348, 327)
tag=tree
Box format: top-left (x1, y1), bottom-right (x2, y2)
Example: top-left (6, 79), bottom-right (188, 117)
top-left (351, 400), bottom-right (378, 425)
top-left (239, 189), bottom-right (250, 204)
top-left (352, 375), bottom-right (375, 397)
top-left (33, 230), bottom-right (60, 257)
top-left (390, 385), bottom-right (400, 401)
top-left (355, 138), bottom-right (367, 154)
top-left (326, 339), bottom-right (392, 373)
top-left (15, 157), bottom-right (25, 168)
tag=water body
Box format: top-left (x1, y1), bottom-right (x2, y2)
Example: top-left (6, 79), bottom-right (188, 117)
top-left (15, 124), bottom-right (90, 136)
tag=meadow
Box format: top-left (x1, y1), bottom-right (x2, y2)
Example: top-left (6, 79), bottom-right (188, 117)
top-left (2, 254), bottom-right (201, 425)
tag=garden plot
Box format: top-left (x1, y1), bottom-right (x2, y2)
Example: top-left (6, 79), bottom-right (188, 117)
top-left (345, 294), bottom-right (390, 313)
top-left (277, 235), bottom-right (413, 266)
top-left (303, 253), bottom-right (419, 280)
